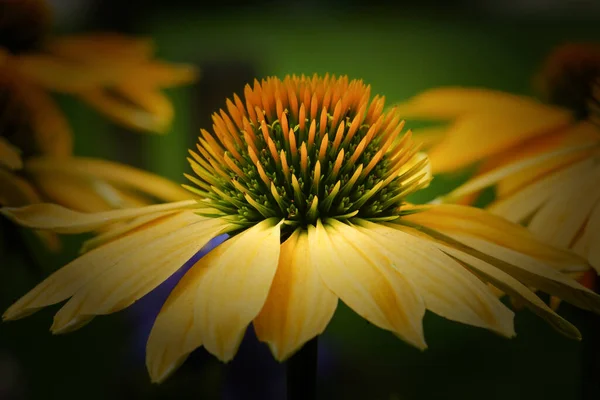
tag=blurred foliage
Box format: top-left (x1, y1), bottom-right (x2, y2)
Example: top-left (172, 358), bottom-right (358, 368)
top-left (2, 3), bottom-right (600, 399)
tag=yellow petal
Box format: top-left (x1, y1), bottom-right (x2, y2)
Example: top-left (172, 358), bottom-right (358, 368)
top-left (25, 156), bottom-right (192, 202)
top-left (0, 199), bottom-right (198, 234)
top-left (51, 215), bottom-right (233, 333)
top-left (527, 167), bottom-right (600, 248)
top-left (2, 211), bottom-right (198, 320)
top-left (0, 137), bottom-right (23, 170)
top-left (126, 62), bottom-right (199, 88)
top-left (431, 231), bottom-right (600, 314)
top-left (78, 88), bottom-right (171, 134)
top-left (13, 54), bottom-right (123, 92)
top-left (437, 141), bottom-right (596, 204)
top-left (403, 204), bottom-right (584, 270)
top-left (310, 219), bottom-right (427, 349)
top-left (253, 229), bottom-right (338, 361)
top-left (355, 220), bottom-right (515, 338)
top-left (193, 219), bottom-right (282, 361)
top-left (146, 260), bottom-right (206, 383)
top-left (435, 243), bottom-right (581, 339)
top-left (47, 34), bottom-right (155, 64)
top-left (394, 88), bottom-right (573, 173)
top-left (488, 158), bottom-right (595, 223)
top-left (11, 77), bottom-right (73, 157)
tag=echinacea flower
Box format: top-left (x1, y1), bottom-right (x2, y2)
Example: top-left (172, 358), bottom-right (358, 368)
top-left (1, 0), bottom-right (198, 134)
top-left (3, 74), bottom-right (600, 384)
top-left (395, 44), bottom-right (600, 284)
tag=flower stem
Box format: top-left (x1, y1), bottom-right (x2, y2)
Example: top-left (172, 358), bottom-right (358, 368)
top-left (286, 337), bottom-right (318, 400)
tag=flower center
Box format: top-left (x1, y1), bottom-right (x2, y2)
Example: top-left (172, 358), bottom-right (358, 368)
top-left (186, 74), bottom-right (430, 230)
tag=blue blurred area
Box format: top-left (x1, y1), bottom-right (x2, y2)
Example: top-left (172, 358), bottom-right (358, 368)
top-left (1, 1), bottom-right (600, 399)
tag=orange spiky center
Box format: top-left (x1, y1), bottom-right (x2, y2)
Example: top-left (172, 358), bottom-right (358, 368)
top-left (185, 74), bottom-right (430, 229)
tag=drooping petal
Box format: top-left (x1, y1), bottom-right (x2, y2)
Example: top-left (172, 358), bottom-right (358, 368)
top-left (527, 167), bottom-right (600, 247)
top-left (0, 137), bottom-right (23, 170)
top-left (434, 242), bottom-right (581, 339)
top-left (424, 229), bottom-right (600, 314)
top-left (488, 158), bottom-right (595, 223)
top-left (47, 34), bottom-right (155, 64)
top-left (254, 229), bottom-right (338, 361)
top-left (309, 219), bottom-right (427, 349)
top-left (403, 204), bottom-right (585, 270)
top-left (355, 220), bottom-right (515, 338)
top-left (25, 156), bottom-right (192, 202)
top-left (0, 199), bottom-right (198, 234)
top-left (2, 211), bottom-right (200, 320)
top-left (572, 201), bottom-right (600, 272)
top-left (193, 219), bottom-right (282, 361)
top-left (50, 214), bottom-right (234, 333)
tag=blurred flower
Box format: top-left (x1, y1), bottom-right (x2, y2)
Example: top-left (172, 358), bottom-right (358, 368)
top-left (0, 0), bottom-right (197, 250)
top-left (3, 74), bottom-right (600, 385)
top-left (394, 43), bottom-right (600, 305)
top-left (1, 0), bottom-right (199, 134)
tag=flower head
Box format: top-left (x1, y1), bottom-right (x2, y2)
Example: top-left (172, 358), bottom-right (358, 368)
top-left (534, 42), bottom-right (600, 123)
top-left (3, 74), bottom-right (600, 384)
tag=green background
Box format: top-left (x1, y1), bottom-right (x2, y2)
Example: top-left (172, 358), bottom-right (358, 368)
top-left (1, 5), bottom-right (600, 400)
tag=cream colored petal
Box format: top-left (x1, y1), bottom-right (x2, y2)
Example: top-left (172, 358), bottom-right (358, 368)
top-left (0, 199), bottom-right (198, 234)
top-left (146, 257), bottom-right (208, 383)
top-left (78, 89), bottom-right (171, 134)
top-left (79, 211), bottom-right (180, 253)
top-left (404, 204), bottom-right (585, 270)
top-left (437, 143), bottom-right (596, 204)
top-left (434, 231), bottom-right (600, 314)
top-left (488, 158), bottom-right (595, 223)
top-left (436, 243), bottom-right (581, 339)
top-left (193, 219), bottom-right (282, 361)
top-left (2, 211), bottom-right (198, 320)
top-left (26, 156), bottom-right (192, 202)
top-left (310, 219), bottom-right (427, 349)
top-left (0, 138), bottom-right (23, 170)
top-left (253, 229), bottom-right (338, 361)
top-left (355, 220), bottom-right (515, 338)
top-left (527, 167), bottom-right (600, 248)
top-left (51, 215), bottom-right (233, 333)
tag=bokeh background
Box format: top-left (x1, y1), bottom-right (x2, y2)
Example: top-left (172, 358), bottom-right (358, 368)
top-left (2, 0), bottom-right (600, 399)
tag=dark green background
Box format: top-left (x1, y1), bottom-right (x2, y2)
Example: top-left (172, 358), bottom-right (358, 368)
top-left (1, 3), bottom-right (600, 399)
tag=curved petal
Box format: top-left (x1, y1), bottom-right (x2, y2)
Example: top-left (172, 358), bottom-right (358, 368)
top-left (78, 88), bottom-right (172, 134)
top-left (403, 204), bottom-right (584, 269)
top-left (573, 201), bottom-right (600, 272)
top-left (394, 88), bottom-right (573, 173)
top-left (2, 211), bottom-right (200, 320)
top-left (310, 219), bottom-right (427, 349)
top-left (47, 34), bottom-right (155, 64)
top-left (428, 230), bottom-right (600, 314)
top-left (527, 167), bottom-right (600, 247)
top-left (0, 199), bottom-right (198, 234)
top-left (488, 158), bottom-right (595, 223)
top-left (253, 229), bottom-right (338, 361)
top-left (25, 156), bottom-right (192, 202)
top-left (51, 215), bottom-right (233, 333)
top-left (193, 219), bottom-right (283, 361)
top-left (436, 243), bottom-right (581, 339)
top-left (0, 137), bottom-right (23, 170)
top-left (355, 220), bottom-right (515, 338)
